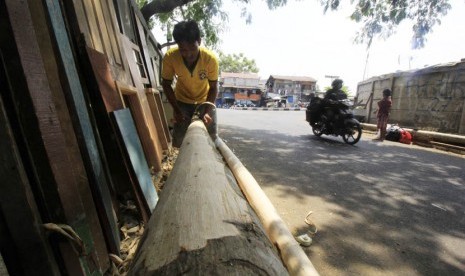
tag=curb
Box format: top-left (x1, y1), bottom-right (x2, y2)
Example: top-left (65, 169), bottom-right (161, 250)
top-left (228, 107), bottom-right (303, 111)
top-left (361, 123), bottom-right (465, 154)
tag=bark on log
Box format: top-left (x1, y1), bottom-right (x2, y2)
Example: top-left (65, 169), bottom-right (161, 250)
top-left (129, 120), bottom-right (288, 275)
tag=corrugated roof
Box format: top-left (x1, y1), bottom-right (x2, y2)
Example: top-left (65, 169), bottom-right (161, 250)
top-left (270, 75), bottom-right (317, 82)
top-left (221, 72), bottom-right (260, 79)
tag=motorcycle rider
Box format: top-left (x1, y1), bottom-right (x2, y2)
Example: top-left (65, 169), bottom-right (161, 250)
top-left (322, 79), bottom-right (347, 128)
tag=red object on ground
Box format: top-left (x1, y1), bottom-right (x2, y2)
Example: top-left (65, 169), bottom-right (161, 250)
top-left (399, 130), bottom-right (412, 144)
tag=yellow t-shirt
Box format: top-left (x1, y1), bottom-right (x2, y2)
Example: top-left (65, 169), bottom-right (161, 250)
top-left (162, 47), bottom-right (219, 104)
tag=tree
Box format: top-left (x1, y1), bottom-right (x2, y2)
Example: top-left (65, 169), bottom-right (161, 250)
top-left (219, 52), bottom-right (259, 73)
top-left (321, 0), bottom-right (452, 49)
top-left (139, 0), bottom-right (452, 49)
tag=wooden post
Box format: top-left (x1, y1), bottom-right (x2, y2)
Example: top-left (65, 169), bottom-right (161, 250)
top-left (129, 120), bottom-right (288, 275)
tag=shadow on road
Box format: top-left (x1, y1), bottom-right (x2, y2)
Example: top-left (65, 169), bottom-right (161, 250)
top-left (219, 124), bottom-right (465, 275)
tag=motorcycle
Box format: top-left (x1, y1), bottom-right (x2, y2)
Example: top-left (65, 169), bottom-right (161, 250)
top-left (305, 98), bottom-right (362, 145)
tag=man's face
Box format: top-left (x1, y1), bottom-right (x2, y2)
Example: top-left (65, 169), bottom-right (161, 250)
top-left (178, 40), bottom-right (200, 65)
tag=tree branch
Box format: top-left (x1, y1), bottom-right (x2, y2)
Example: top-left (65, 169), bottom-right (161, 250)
top-left (141, 0), bottom-right (195, 21)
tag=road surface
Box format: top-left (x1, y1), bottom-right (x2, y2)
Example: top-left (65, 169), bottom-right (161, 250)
top-left (217, 108), bottom-right (465, 276)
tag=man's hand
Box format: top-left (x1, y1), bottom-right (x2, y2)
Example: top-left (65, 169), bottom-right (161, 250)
top-left (203, 113), bottom-right (213, 125)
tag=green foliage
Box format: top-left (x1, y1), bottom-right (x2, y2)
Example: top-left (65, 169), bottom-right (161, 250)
top-left (219, 52), bottom-right (259, 73)
top-left (321, 0), bottom-right (451, 49)
top-left (135, 0), bottom-right (155, 29)
top-left (142, 0), bottom-right (228, 49)
top-left (140, 0), bottom-right (452, 49)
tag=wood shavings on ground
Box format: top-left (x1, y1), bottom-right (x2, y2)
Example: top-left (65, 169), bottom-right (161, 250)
top-left (152, 147), bottom-right (179, 192)
top-left (107, 148), bottom-right (179, 275)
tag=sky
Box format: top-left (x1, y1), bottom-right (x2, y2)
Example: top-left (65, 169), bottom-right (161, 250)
top-left (153, 0), bottom-right (465, 94)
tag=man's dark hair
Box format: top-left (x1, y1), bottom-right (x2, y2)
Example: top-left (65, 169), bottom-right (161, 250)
top-left (172, 20), bottom-right (201, 43)
top-left (383, 89), bottom-right (392, 97)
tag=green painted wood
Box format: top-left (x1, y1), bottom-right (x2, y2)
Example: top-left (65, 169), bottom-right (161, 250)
top-left (111, 108), bottom-right (159, 214)
top-left (43, 0), bottom-right (120, 255)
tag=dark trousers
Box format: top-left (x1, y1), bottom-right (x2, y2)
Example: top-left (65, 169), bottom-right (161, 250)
top-left (172, 101), bottom-right (217, 148)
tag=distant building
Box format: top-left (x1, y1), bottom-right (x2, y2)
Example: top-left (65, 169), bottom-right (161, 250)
top-left (265, 75), bottom-right (317, 106)
top-left (218, 72), bottom-right (264, 106)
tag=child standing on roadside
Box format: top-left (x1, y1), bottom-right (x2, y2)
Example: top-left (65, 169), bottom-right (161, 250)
top-left (373, 89), bottom-right (392, 141)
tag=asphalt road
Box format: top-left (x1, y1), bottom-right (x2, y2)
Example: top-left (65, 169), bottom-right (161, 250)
top-left (217, 108), bottom-right (465, 276)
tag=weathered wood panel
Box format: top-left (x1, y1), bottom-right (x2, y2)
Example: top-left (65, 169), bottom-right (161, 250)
top-left (3, 0), bottom-right (105, 273)
top-left (81, 0), bottom-right (104, 53)
top-left (146, 88), bottom-right (169, 150)
top-left (86, 47), bottom-right (124, 111)
top-left (135, 16), bottom-right (157, 88)
top-left (100, 0), bottom-right (123, 65)
top-left (68, 0), bottom-right (94, 49)
top-left (28, 0), bottom-right (112, 271)
top-left (121, 35), bottom-right (163, 171)
top-left (154, 89), bottom-right (172, 144)
top-left (0, 65), bottom-right (60, 276)
top-left (43, 0), bottom-right (120, 255)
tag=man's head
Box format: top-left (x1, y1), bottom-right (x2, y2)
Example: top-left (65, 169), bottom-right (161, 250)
top-left (173, 20), bottom-right (202, 65)
top-left (383, 89), bottom-right (392, 97)
top-left (331, 79), bottom-right (343, 90)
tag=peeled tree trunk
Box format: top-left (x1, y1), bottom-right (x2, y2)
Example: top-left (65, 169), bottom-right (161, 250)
top-left (129, 120), bottom-right (288, 275)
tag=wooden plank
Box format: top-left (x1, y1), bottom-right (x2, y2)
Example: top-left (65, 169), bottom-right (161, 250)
top-left (0, 61), bottom-right (60, 276)
top-left (4, 0), bottom-right (108, 274)
top-left (82, 46), bottom-right (142, 212)
top-left (100, 0), bottom-right (122, 65)
top-left (153, 89), bottom-right (172, 143)
top-left (69, 0), bottom-right (94, 49)
top-left (146, 88), bottom-right (169, 150)
top-left (27, 0), bottom-right (112, 271)
top-left (91, 0), bottom-right (114, 64)
top-left (86, 46), bottom-right (124, 111)
top-left (121, 35), bottom-right (163, 171)
top-left (81, 0), bottom-right (104, 52)
top-left (43, 0), bottom-right (120, 255)
top-left (135, 16), bottom-right (157, 88)
top-left (110, 109), bottom-right (159, 217)
top-left (116, 81), bottom-right (161, 170)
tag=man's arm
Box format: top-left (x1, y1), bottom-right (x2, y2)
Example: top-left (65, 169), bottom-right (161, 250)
top-left (206, 80), bottom-right (218, 105)
top-left (162, 79), bottom-right (185, 122)
top-left (201, 80), bottom-right (218, 125)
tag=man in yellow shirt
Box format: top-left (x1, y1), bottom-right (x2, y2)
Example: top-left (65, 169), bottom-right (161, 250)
top-left (162, 20), bottom-right (219, 147)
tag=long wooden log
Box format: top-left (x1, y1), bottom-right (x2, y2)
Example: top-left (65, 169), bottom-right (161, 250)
top-left (129, 120), bottom-right (288, 275)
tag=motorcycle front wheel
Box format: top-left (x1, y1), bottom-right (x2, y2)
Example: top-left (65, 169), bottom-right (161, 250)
top-left (342, 123), bottom-right (362, 145)
top-left (311, 122), bottom-right (323, 137)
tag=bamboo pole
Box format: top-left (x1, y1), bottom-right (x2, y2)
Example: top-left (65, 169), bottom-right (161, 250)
top-left (216, 138), bottom-right (320, 276)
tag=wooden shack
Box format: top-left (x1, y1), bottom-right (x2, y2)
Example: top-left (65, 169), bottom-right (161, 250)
top-left (0, 0), bottom-right (170, 274)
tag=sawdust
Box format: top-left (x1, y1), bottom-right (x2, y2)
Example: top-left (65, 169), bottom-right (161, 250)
top-left (107, 148), bottom-right (179, 275)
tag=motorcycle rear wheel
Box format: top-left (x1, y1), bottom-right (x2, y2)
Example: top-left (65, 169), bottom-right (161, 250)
top-left (311, 122), bottom-right (323, 137)
top-left (342, 123), bottom-right (362, 145)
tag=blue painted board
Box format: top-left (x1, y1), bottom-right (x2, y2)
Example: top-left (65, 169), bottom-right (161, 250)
top-left (111, 109), bottom-right (158, 213)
